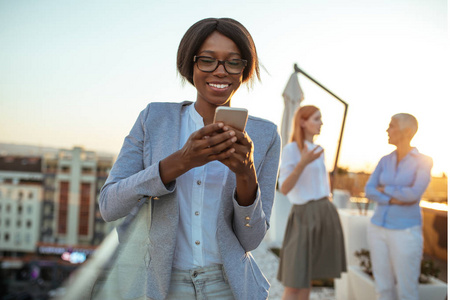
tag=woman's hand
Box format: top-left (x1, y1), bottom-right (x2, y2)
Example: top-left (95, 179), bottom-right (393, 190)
top-left (220, 126), bottom-right (257, 206)
top-left (299, 145), bottom-right (323, 166)
top-left (219, 126), bottom-right (254, 175)
top-left (180, 123), bottom-right (238, 168)
top-left (160, 122), bottom-right (237, 184)
top-left (280, 144), bottom-right (323, 195)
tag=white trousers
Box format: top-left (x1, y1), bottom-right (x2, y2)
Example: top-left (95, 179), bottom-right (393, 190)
top-left (367, 223), bottom-right (423, 300)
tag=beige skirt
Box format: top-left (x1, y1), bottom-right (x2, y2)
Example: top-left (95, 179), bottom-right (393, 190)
top-left (277, 197), bottom-right (347, 289)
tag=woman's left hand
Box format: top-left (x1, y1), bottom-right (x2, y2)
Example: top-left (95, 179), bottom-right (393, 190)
top-left (219, 126), bottom-right (254, 175)
top-left (220, 126), bottom-right (257, 206)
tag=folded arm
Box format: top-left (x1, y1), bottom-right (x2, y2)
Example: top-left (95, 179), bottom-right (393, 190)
top-left (383, 157), bottom-right (433, 203)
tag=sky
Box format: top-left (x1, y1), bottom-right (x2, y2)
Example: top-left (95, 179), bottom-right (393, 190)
top-left (0, 0), bottom-right (449, 176)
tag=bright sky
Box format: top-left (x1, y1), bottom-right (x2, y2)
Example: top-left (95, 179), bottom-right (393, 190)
top-left (1, 0), bottom-right (448, 176)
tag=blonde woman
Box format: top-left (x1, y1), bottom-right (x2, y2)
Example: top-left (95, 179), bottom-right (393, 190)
top-left (366, 113), bottom-right (432, 300)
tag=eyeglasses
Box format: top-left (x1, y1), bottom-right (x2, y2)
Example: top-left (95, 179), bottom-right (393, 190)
top-left (193, 56), bottom-right (247, 75)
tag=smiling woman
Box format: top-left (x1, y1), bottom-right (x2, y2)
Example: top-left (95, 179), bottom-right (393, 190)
top-left (98, 17), bottom-right (281, 300)
top-left (191, 31), bottom-right (244, 112)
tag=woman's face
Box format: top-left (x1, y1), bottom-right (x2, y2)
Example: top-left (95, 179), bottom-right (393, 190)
top-left (387, 118), bottom-right (404, 145)
top-left (302, 110), bottom-right (323, 136)
top-left (193, 31), bottom-right (243, 108)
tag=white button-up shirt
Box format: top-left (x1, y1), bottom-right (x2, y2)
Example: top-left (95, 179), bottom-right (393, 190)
top-left (279, 141), bottom-right (330, 205)
top-left (173, 104), bottom-right (228, 270)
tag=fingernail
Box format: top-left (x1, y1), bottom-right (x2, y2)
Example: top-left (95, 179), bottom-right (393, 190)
top-left (229, 131), bottom-right (235, 136)
top-left (223, 126), bottom-right (229, 131)
top-left (230, 148), bottom-right (235, 153)
top-left (231, 137), bottom-right (237, 142)
top-left (218, 123), bottom-right (224, 128)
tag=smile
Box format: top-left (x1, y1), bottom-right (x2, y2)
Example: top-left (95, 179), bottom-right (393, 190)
top-left (208, 83), bottom-right (230, 89)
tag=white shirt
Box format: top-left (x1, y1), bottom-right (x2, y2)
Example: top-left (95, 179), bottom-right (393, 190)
top-left (173, 104), bottom-right (228, 270)
top-left (279, 141), bottom-right (330, 205)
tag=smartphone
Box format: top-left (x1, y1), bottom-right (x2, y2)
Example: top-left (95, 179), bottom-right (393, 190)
top-left (213, 106), bottom-right (248, 131)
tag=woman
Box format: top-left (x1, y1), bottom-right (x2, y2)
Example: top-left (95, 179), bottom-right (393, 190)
top-left (277, 105), bottom-right (346, 300)
top-left (98, 18), bottom-right (280, 300)
top-left (365, 113), bottom-right (433, 300)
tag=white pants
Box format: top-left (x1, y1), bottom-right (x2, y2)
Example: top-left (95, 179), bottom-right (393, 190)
top-left (367, 223), bottom-right (423, 300)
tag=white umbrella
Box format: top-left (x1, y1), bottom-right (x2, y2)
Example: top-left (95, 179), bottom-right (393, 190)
top-left (280, 72), bottom-right (304, 148)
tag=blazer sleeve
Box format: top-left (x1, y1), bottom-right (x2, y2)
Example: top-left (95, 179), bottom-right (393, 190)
top-left (231, 126), bottom-right (281, 252)
top-left (99, 106), bottom-right (175, 222)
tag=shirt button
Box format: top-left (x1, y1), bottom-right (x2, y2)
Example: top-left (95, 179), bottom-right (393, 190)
top-left (245, 216), bottom-right (250, 220)
top-left (245, 223), bottom-right (251, 227)
top-left (195, 211), bottom-right (200, 216)
top-left (197, 180), bottom-right (201, 185)
top-left (195, 240), bottom-right (200, 245)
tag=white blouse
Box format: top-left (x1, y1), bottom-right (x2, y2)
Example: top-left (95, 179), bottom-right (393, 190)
top-left (173, 103), bottom-right (228, 270)
top-left (279, 141), bottom-right (330, 205)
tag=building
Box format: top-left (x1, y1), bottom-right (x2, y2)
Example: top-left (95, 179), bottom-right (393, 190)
top-left (0, 146), bottom-right (115, 299)
top-left (0, 156), bottom-right (43, 253)
top-left (40, 146), bottom-right (113, 246)
top-left (1, 146), bottom-right (114, 254)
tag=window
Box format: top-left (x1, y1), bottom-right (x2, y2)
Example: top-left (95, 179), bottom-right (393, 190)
top-left (58, 181), bottom-right (69, 234)
top-left (25, 233), bottom-right (31, 244)
top-left (28, 192), bottom-right (34, 200)
top-left (78, 183), bottom-right (91, 235)
top-left (27, 205), bottom-right (32, 214)
top-left (14, 233), bottom-right (21, 246)
top-left (17, 220), bottom-right (21, 227)
top-left (5, 219), bottom-right (10, 227)
top-left (4, 233), bottom-right (10, 242)
top-left (26, 220), bottom-right (32, 228)
top-left (82, 167), bottom-right (93, 174)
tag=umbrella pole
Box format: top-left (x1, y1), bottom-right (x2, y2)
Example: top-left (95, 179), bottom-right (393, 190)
top-left (294, 64), bottom-right (349, 192)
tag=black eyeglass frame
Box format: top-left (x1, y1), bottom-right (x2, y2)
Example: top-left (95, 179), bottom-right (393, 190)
top-left (193, 55), bottom-right (247, 75)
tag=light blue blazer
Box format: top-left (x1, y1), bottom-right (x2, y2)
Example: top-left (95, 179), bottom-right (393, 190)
top-left (99, 101), bottom-right (281, 300)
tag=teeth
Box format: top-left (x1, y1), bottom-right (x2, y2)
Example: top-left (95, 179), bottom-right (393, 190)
top-left (209, 83), bottom-right (228, 89)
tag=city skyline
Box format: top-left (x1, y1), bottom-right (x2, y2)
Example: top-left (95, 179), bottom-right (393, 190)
top-left (1, 0), bottom-right (448, 176)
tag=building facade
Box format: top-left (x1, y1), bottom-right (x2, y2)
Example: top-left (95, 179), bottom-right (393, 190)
top-left (40, 147), bottom-right (113, 246)
top-left (0, 146), bottom-right (114, 255)
top-left (0, 157), bottom-right (43, 253)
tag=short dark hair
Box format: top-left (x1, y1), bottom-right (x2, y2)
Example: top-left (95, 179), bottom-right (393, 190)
top-left (177, 18), bottom-right (260, 86)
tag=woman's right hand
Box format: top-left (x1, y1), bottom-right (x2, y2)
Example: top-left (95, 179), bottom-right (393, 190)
top-left (299, 145), bottom-right (324, 166)
top-left (280, 145), bottom-right (324, 195)
top-left (180, 122), bottom-right (238, 169)
top-left (160, 122), bottom-right (237, 184)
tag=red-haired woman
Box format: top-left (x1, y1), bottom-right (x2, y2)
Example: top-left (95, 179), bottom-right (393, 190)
top-left (277, 105), bottom-right (346, 300)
